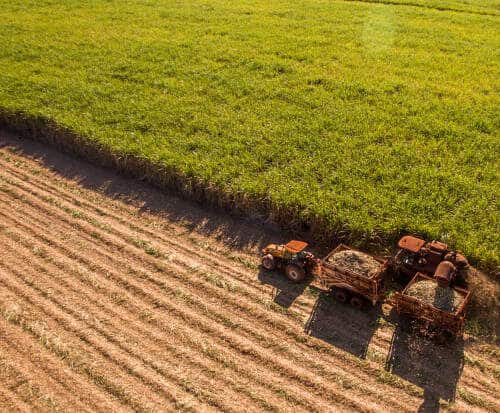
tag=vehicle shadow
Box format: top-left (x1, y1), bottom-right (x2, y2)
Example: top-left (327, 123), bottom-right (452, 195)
top-left (386, 319), bottom-right (464, 413)
top-left (305, 292), bottom-right (382, 359)
top-left (257, 268), bottom-right (310, 308)
top-left (0, 132), bottom-right (285, 253)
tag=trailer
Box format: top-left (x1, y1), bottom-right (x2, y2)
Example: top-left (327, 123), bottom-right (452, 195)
top-left (392, 272), bottom-right (471, 338)
top-left (314, 244), bottom-right (389, 308)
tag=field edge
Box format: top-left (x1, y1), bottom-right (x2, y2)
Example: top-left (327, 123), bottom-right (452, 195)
top-left (2, 108), bottom-right (499, 270)
top-left (0, 108), bottom-right (498, 337)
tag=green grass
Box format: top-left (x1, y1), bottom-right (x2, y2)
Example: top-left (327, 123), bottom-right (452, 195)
top-left (0, 0), bottom-right (499, 269)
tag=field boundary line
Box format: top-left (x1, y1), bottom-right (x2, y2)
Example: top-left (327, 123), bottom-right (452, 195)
top-left (3, 109), bottom-right (495, 274)
top-left (337, 0), bottom-right (499, 17)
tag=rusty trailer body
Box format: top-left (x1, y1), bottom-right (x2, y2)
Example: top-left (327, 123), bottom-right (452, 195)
top-left (392, 273), bottom-right (472, 337)
top-left (315, 244), bottom-right (388, 306)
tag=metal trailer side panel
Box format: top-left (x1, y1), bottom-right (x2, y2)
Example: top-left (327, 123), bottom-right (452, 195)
top-left (393, 273), bottom-right (471, 336)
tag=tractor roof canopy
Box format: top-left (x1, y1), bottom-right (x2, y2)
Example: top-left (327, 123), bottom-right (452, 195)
top-left (398, 236), bottom-right (426, 253)
top-left (285, 240), bottom-right (308, 253)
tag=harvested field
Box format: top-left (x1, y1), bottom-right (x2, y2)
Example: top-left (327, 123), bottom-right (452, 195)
top-left (326, 249), bottom-right (381, 278)
top-left (406, 280), bottom-right (464, 313)
top-left (0, 131), bottom-right (499, 412)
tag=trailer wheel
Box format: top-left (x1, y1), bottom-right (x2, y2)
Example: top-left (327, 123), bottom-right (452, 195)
top-left (333, 289), bottom-right (349, 303)
top-left (285, 264), bottom-right (305, 283)
top-left (350, 296), bottom-right (364, 310)
top-left (441, 330), bottom-right (454, 343)
top-left (261, 254), bottom-right (276, 270)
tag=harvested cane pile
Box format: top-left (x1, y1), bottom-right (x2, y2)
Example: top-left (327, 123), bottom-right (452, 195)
top-left (327, 250), bottom-right (381, 278)
top-left (406, 280), bottom-right (464, 313)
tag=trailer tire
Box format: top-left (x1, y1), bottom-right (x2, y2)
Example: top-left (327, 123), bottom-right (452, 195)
top-left (285, 264), bottom-right (305, 283)
top-left (441, 330), bottom-right (454, 343)
top-left (261, 254), bottom-right (276, 270)
top-left (350, 296), bottom-right (364, 310)
top-left (333, 289), bottom-right (349, 303)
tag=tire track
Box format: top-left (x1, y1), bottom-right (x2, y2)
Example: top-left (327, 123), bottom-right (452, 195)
top-left (0, 321), bottom-right (96, 413)
top-left (0, 384), bottom-right (31, 413)
top-left (0, 156), bottom-right (401, 361)
top-left (0, 353), bottom-right (58, 412)
top-left (0, 205), bottom-right (363, 412)
top-left (0, 158), bottom-right (313, 318)
top-left (0, 271), bottom-right (184, 413)
top-left (0, 176), bottom-right (488, 408)
top-left (0, 238), bottom-right (297, 412)
top-left (0, 171), bottom-right (480, 408)
top-left (0, 173), bottom-right (408, 397)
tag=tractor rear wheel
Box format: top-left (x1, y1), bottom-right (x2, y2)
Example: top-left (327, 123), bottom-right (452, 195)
top-left (261, 254), bottom-right (276, 270)
top-left (285, 264), bottom-right (305, 283)
top-left (333, 289), bottom-right (349, 303)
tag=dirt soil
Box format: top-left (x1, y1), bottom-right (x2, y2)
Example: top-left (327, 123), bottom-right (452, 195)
top-left (0, 131), bottom-right (498, 413)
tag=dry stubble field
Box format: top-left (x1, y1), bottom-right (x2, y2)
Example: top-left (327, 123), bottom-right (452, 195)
top-left (0, 131), bottom-right (498, 412)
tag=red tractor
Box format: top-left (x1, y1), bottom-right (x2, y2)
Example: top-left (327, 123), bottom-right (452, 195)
top-left (392, 236), bottom-right (468, 286)
top-left (261, 240), bottom-right (318, 282)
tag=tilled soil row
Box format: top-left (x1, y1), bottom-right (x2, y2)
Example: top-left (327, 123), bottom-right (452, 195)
top-left (0, 165), bottom-right (406, 389)
top-left (0, 233), bottom-right (306, 412)
top-left (0, 198), bottom-right (377, 413)
top-left (1, 160), bottom-right (498, 406)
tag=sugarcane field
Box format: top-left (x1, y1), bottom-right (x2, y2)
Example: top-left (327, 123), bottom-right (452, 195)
top-left (0, 1), bottom-right (498, 412)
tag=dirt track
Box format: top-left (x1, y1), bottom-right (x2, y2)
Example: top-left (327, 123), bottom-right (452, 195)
top-left (0, 132), bottom-right (498, 412)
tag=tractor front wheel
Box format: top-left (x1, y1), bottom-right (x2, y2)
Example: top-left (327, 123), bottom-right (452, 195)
top-left (261, 254), bottom-right (276, 270)
top-left (285, 264), bottom-right (305, 283)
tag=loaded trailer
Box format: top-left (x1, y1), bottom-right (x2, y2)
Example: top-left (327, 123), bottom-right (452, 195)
top-left (391, 272), bottom-right (471, 338)
top-left (314, 244), bottom-right (388, 308)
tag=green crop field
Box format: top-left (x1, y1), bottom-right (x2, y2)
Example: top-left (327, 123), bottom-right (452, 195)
top-left (0, 0), bottom-right (498, 269)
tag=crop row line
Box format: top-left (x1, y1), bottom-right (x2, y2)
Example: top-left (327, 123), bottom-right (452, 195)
top-left (0, 171), bottom-right (401, 395)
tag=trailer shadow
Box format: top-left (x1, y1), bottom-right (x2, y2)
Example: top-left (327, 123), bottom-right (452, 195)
top-left (305, 292), bottom-right (382, 359)
top-left (386, 320), bottom-right (464, 413)
top-left (257, 268), bottom-right (311, 308)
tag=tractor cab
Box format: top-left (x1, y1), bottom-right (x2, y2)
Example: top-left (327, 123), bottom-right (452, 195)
top-left (262, 240), bottom-right (308, 260)
top-left (397, 236), bottom-right (448, 274)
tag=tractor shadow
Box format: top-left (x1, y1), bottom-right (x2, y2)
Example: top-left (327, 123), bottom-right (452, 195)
top-left (386, 318), bottom-right (464, 413)
top-left (257, 268), bottom-right (311, 309)
top-left (305, 292), bottom-right (382, 359)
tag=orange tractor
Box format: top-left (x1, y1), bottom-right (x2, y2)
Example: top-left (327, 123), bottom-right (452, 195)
top-left (261, 240), bottom-right (318, 282)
